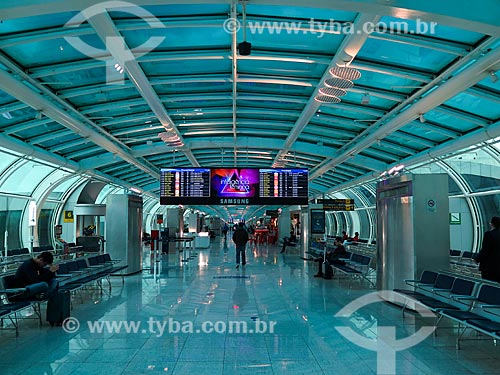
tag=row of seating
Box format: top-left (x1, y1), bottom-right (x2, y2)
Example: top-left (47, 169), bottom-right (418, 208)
top-left (449, 249), bottom-right (477, 265)
top-left (1, 245), bottom-right (55, 257)
top-left (0, 253), bottom-right (127, 336)
top-left (331, 252), bottom-right (374, 287)
top-left (394, 270), bottom-right (500, 349)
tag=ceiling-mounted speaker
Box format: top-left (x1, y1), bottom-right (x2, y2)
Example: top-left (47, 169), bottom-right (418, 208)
top-left (238, 41), bottom-right (252, 56)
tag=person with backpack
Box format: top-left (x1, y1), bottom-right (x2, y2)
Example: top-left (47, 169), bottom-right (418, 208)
top-left (232, 222), bottom-right (249, 269)
top-left (313, 237), bottom-right (346, 279)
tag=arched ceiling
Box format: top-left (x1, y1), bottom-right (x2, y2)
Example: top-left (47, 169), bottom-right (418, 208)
top-left (0, 0), bottom-right (499, 219)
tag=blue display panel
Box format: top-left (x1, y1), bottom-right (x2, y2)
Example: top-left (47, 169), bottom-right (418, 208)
top-left (160, 168), bottom-right (211, 204)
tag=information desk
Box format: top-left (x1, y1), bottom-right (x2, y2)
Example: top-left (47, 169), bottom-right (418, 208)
top-left (162, 237), bottom-right (194, 253)
top-left (194, 232), bottom-right (210, 248)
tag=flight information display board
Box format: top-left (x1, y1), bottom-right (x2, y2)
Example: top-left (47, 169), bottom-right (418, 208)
top-left (160, 167), bottom-right (309, 205)
top-left (160, 168), bottom-right (210, 204)
top-left (259, 168), bottom-right (309, 204)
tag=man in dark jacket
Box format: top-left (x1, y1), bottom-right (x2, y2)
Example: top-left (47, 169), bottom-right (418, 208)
top-left (13, 251), bottom-right (59, 298)
top-left (232, 222), bottom-right (249, 269)
top-left (314, 237), bottom-right (347, 278)
top-left (475, 216), bottom-right (500, 282)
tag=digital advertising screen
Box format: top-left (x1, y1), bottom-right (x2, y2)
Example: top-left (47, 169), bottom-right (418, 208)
top-left (310, 209), bottom-right (326, 234)
top-left (210, 168), bottom-right (259, 204)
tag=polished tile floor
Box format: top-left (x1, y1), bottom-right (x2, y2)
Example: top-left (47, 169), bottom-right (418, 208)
top-left (1, 238), bottom-right (500, 375)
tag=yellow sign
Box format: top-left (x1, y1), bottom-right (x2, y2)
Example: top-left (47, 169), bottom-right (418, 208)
top-left (64, 211), bottom-right (74, 223)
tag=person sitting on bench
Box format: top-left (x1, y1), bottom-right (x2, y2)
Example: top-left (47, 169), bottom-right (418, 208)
top-left (13, 251), bottom-right (59, 299)
top-left (313, 237), bottom-right (346, 277)
top-left (280, 233), bottom-right (297, 253)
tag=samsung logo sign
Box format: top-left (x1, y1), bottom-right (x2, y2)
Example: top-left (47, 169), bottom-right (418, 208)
top-left (220, 198), bottom-right (250, 204)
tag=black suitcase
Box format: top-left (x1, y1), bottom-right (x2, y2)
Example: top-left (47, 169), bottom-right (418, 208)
top-left (323, 263), bottom-right (334, 279)
top-left (46, 290), bottom-right (71, 326)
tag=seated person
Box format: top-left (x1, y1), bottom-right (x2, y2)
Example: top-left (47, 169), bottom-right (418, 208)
top-left (352, 232), bottom-right (359, 242)
top-left (13, 251), bottom-right (59, 299)
top-left (280, 233), bottom-right (297, 253)
top-left (314, 237), bottom-right (347, 277)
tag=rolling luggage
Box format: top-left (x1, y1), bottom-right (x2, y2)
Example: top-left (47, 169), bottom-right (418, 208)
top-left (46, 290), bottom-right (71, 326)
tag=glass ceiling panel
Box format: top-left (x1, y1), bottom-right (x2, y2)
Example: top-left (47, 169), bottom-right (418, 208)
top-left (237, 99), bottom-right (305, 111)
top-left (444, 92), bottom-right (500, 119)
top-left (476, 69), bottom-right (500, 92)
top-left (68, 91), bottom-right (142, 108)
top-left (314, 105), bottom-right (377, 120)
top-left (378, 16), bottom-right (484, 44)
top-left (355, 68), bottom-right (425, 95)
top-left (238, 112), bottom-right (297, 121)
top-left (341, 91), bottom-right (399, 109)
top-left (165, 99), bottom-right (232, 108)
top-left (424, 109), bottom-right (479, 133)
top-left (0, 90), bottom-right (16, 106)
top-left (237, 82), bottom-right (314, 96)
top-left (3, 34), bottom-right (104, 68)
top-left (141, 58), bottom-right (231, 76)
top-left (14, 122), bottom-right (66, 140)
top-left (248, 31), bottom-right (342, 55)
top-left (0, 12), bottom-right (78, 35)
top-left (237, 59), bottom-right (325, 78)
top-left (143, 4), bottom-right (229, 17)
top-left (155, 81), bottom-right (231, 95)
top-left (39, 65), bottom-right (108, 88)
top-left (0, 108), bottom-right (37, 127)
top-left (397, 122), bottom-right (448, 143)
top-left (360, 148), bottom-right (398, 163)
top-left (130, 26), bottom-right (228, 51)
top-left (358, 38), bottom-right (457, 72)
top-left (247, 5), bottom-right (357, 21)
top-left (385, 134), bottom-right (426, 152)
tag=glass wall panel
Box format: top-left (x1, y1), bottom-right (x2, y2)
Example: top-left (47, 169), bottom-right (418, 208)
top-left (38, 203), bottom-right (57, 246)
top-left (96, 185), bottom-right (123, 204)
top-left (358, 184), bottom-right (376, 205)
top-left (460, 174), bottom-right (500, 193)
top-left (476, 194), bottom-right (500, 234)
top-left (0, 150), bottom-right (17, 175)
top-left (409, 164), bottom-right (462, 194)
top-left (335, 212), bottom-right (347, 236)
top-left (325, 212), bottom-right (337, 236)
top-left (0, 196), bottom-right (27, 249)
top-left (356, 209), bottom-right (371, 241)
top-left (50, 175), bottom-right (82, 200)
top-left (1, 161), bottom-right (53, 195)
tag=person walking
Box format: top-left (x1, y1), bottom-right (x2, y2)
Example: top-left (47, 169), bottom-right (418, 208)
top-left (232, 222), bottom-right (249, 269)
top-left (222, 223), bottom-right (229, 241)
top-left (474, 216), bottom-right (500, 282)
